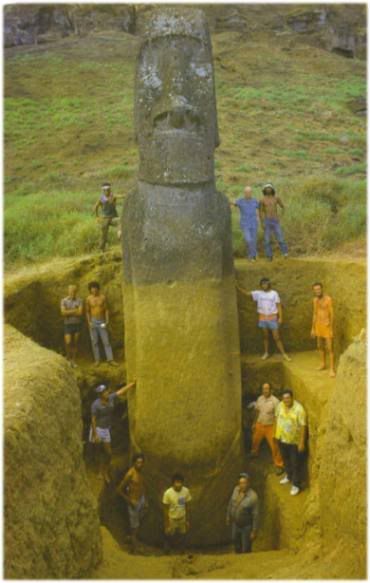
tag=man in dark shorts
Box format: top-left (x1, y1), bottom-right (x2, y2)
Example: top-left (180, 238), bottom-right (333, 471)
top-left (117, 453), bottom-right (147, 553)
top-left (94, 182), bottom-right (124, 252)
top-left (259, 183), bottom-right (288, 261)
top-left (60, 284), bottom-right (83, 368)
top-left (90, 380), bottom-right (136, 483)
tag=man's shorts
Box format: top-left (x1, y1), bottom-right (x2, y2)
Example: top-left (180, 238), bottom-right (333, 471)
top-left (167, 516), bottom-right (187, 535)
top-left (64, 322), bottom-right (82, 335)
top-left (128, 496), bottom-right (146, 529)
top-left (258, 318), bottom-right (279, 330)
top-left (89, 426), bottom-right (111, 443)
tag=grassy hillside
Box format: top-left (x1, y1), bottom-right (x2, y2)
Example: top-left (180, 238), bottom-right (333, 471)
top-left (4, 27), bottom-right (366, 268)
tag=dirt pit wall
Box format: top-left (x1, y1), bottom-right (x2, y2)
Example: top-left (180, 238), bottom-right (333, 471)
top-left (4, 324), bottom-right (102, 578)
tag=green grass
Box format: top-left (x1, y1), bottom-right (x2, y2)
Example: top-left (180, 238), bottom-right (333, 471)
top-left (4, 30), bottom-right (367, 268)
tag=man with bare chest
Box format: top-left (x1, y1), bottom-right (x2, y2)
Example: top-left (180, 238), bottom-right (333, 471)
top-left (86, 281), bottom-right (118, 366)
top-left (259, 183), bottom-right (288, 261)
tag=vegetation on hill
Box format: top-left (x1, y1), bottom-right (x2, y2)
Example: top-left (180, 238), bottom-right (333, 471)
top-left (4, 27), bottom-right (366, 268)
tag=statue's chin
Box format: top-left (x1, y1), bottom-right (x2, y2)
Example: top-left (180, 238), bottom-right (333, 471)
top-left (138, 132), bottom-right (214, 185)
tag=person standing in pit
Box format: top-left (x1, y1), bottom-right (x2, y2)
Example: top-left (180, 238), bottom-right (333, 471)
top-left (162, 473), bottom-right (192, 553)
top-left (226, 473), bottom-right (259, 554)
top-left (86, 281), bottom-right (118, 366)
top-left (250, 383), bottom-right (284, 475)
top-left (94, 182), bottom-right (124, 252)
top-left (90, 380), bottom-right (136, 484)
top-left (311, 282), bottom-right (336, 378)
top-left (259, 183), bottom-right (288, 261)
top-left (116, 453), bottom-right (147, 553)
top-left (237, 277), bottom-right (291, 361)
top-left (230, 186), bottom-right (260, 261)
top-left (275, 389), bottom-right (307, 496)
top-left (60, 284), bottom-right (83, 368)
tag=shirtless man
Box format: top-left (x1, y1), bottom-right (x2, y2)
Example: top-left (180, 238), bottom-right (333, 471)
top-left (94, 182), bottom-right (124, 252)
top-left (117, 453), bottom-right (147, 552)
top-left (311, 282), bottom-right (335, 378)
top-left (86, 281), bottom-right (118, 366)
top-left (259, 183), bottom-right (288, 261)
top-left (60, 284), bottom-right (83, 367)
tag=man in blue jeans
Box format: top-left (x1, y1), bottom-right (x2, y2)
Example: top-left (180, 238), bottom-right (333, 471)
top-left (259, 183), bottom-right (288, 261)
top-left (231, 186), bottom-right (260, 261)
top-left (226, 473), bottom-right (259, 553)
top-left (86, 281), bottom-right (118, 366)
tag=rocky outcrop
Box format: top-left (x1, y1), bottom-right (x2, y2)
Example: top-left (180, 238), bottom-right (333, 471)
top-left (4, 324), bottom-right (102, 578)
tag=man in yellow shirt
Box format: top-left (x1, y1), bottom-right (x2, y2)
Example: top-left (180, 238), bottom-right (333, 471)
top-left (275, 389), bottom-right (307, 496)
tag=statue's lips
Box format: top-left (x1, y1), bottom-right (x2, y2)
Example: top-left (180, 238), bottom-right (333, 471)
top-left (153, 109), bottom-right (202, 132)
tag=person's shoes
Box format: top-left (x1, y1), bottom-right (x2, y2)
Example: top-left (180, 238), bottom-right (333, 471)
top-left (108, 360), bottom-right (119, 367)
top-left (283, 254), bottom-right (289, 259)
top-left (280, 475), bottom-right (290, 485)
top-left (250, 257), bottom-right (257, 262)
top-left (275, 467), bottom-right (285, 476)
top-left (283, 353), bottom-right (292, 362)
top-left (329, 369), bottom-right (336, 378)
top-left (93, 361), bottom-right (101, 367)
top-left (290, 486), bottom-right (300, 496)
top-left (261, 353), bottom-right (270, 360)
top-left (71, 362), bottom-right (78, 369)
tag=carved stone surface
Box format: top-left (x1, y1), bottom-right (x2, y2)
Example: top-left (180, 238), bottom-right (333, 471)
top-left (122, 8), bottom-right (242, 546)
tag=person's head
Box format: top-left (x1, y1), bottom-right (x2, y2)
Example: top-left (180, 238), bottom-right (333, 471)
top-left (262, 382), bottom-right (272, 398)
top-left (68, 284), bottom-right (77, 299)
top-left (102, 182), bottom-right (111, 195)
top-left (238, 472), bottom-right (250, 492)
top-left (96, 384), bottom-right (109, 401)
top-left (260, 277), bottom-right (271, 291)
top-left (282, 389), bottom-right (293, 408)
top-left (312, 282), bottom-right (324, 298)
top-left (132, 453), bottom-right (145, 471)
top-left (172, 472), bottom-right (185, 491)
top-left (244, 186), bottom-right (252, 199)
top-left (262, 183), bottom-right (276, 196)
top-left (88, 281), bottom-right (100, 296)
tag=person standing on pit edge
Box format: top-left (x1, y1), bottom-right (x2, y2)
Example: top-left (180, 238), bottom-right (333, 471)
top-left (94, 182), bottom-right (124, 252)
top-left (226, 472), bottom-right (259, 554)
top-left (230, 185), bottom-right (260, 261)
top-left (90, 380), bottom-right (136, 484)
top-left (259, 183), bottom-right (288, 261)
top-left (162, 473), bottom-right (192, 553)
top-left (250, 382), bottom-right (285, 475)
top-left (60, 284), bottom-right (83, 368)
top-left (237, 277), bottom-right (291, 361)
top-left (86, 281), bottom-right (118, 366)
top-left (275, 388), bottom-right (307, 496)
top-left (116, 453), bottom-right (147, 554)
top-left (311, 282), bottom-right (336, 378)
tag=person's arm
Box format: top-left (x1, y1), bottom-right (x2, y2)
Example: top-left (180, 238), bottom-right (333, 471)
top-left (250, 496), bottom-right (259, 540)
top-left (85, 298), bottom-right (92, 327)
top-left (91, 414), bottom-right (99, 443)
top-left (116, 470), bottom-right (133, 504)
top-left (61, 300), bottom-right (80, 317)
top-left (311, 299), bottom-right (317, 337)
top-left (116, 380), bottom-right (136, 398)
top-left (94, 198), bottom-right (102, 217)
top-left (259, 200), bottom-right (265, 223)
top-left (328, 298), bottom-right (334, 328)
top-left (185, 501), bottom-right (190, 531)
top-left (277, 302), bottom-right (283, 325)
top-left (298, 407), bottom-right (307, 452)
top-left (236, 285), bottom-right (253, 298)
top-left (277, 196), bottom-right (285, 211)
top-left (163, 504), bottom-right (170, 534)
top-left (226, 490), bottom-right (234, 525)
top-left (251, 401), bottom-right (259, 431)
top-left (102, 296), bottom-right (109, 325)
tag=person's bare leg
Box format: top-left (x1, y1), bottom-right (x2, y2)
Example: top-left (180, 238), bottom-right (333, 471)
top-left (261, 329), bottom-right (269, 359)
top-left (71, 332), bottom-right (80, 365)
top-left (317, 337), bottom-right (326, 370)
top-left (64, 334), bottom-right (72, 362)
top-left (272, 329), bottom-right (291, 361)
top-left (102, 442), bottom-right (112, 483)
top-left (326, 338), bottom-right (336, 377)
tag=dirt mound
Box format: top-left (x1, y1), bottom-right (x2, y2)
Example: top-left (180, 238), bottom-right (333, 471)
top-left (4, 324), bottom-right (102, 578)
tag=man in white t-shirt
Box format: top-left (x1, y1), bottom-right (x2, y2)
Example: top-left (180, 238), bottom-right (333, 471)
top-left (238, 277), bottom-right (291, 361)
top-left (162, 473), bottom-right (192, 552)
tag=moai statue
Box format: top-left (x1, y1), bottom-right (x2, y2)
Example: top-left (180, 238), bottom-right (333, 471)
top-left (122, 8), bottom-right (243, 545)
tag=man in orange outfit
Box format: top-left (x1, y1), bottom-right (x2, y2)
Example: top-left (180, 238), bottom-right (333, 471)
top-left (311, 282), bottom-right (335, 378)
top-left (250, 383), bottom-right (284, 475)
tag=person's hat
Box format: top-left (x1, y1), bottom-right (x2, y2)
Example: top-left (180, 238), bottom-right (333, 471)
top-left (96, 384), bottom-right (107, 393)
top-left (239, 472), bottom-right (250, 479)
top-left (262, 183), bottom-right (275, 194)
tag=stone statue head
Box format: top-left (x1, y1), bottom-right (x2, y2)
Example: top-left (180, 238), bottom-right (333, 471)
top-left (135, 8), bottom-right (219, 185)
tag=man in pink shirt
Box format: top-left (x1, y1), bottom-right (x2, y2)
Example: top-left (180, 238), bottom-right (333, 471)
top-left (250, 383), bottom-right (284, 474)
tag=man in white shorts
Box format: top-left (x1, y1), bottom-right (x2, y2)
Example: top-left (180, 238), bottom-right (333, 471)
top-left (238, 277), bottom-right (291, 361)
top-left (90, 380), bottom-right (136, 483)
